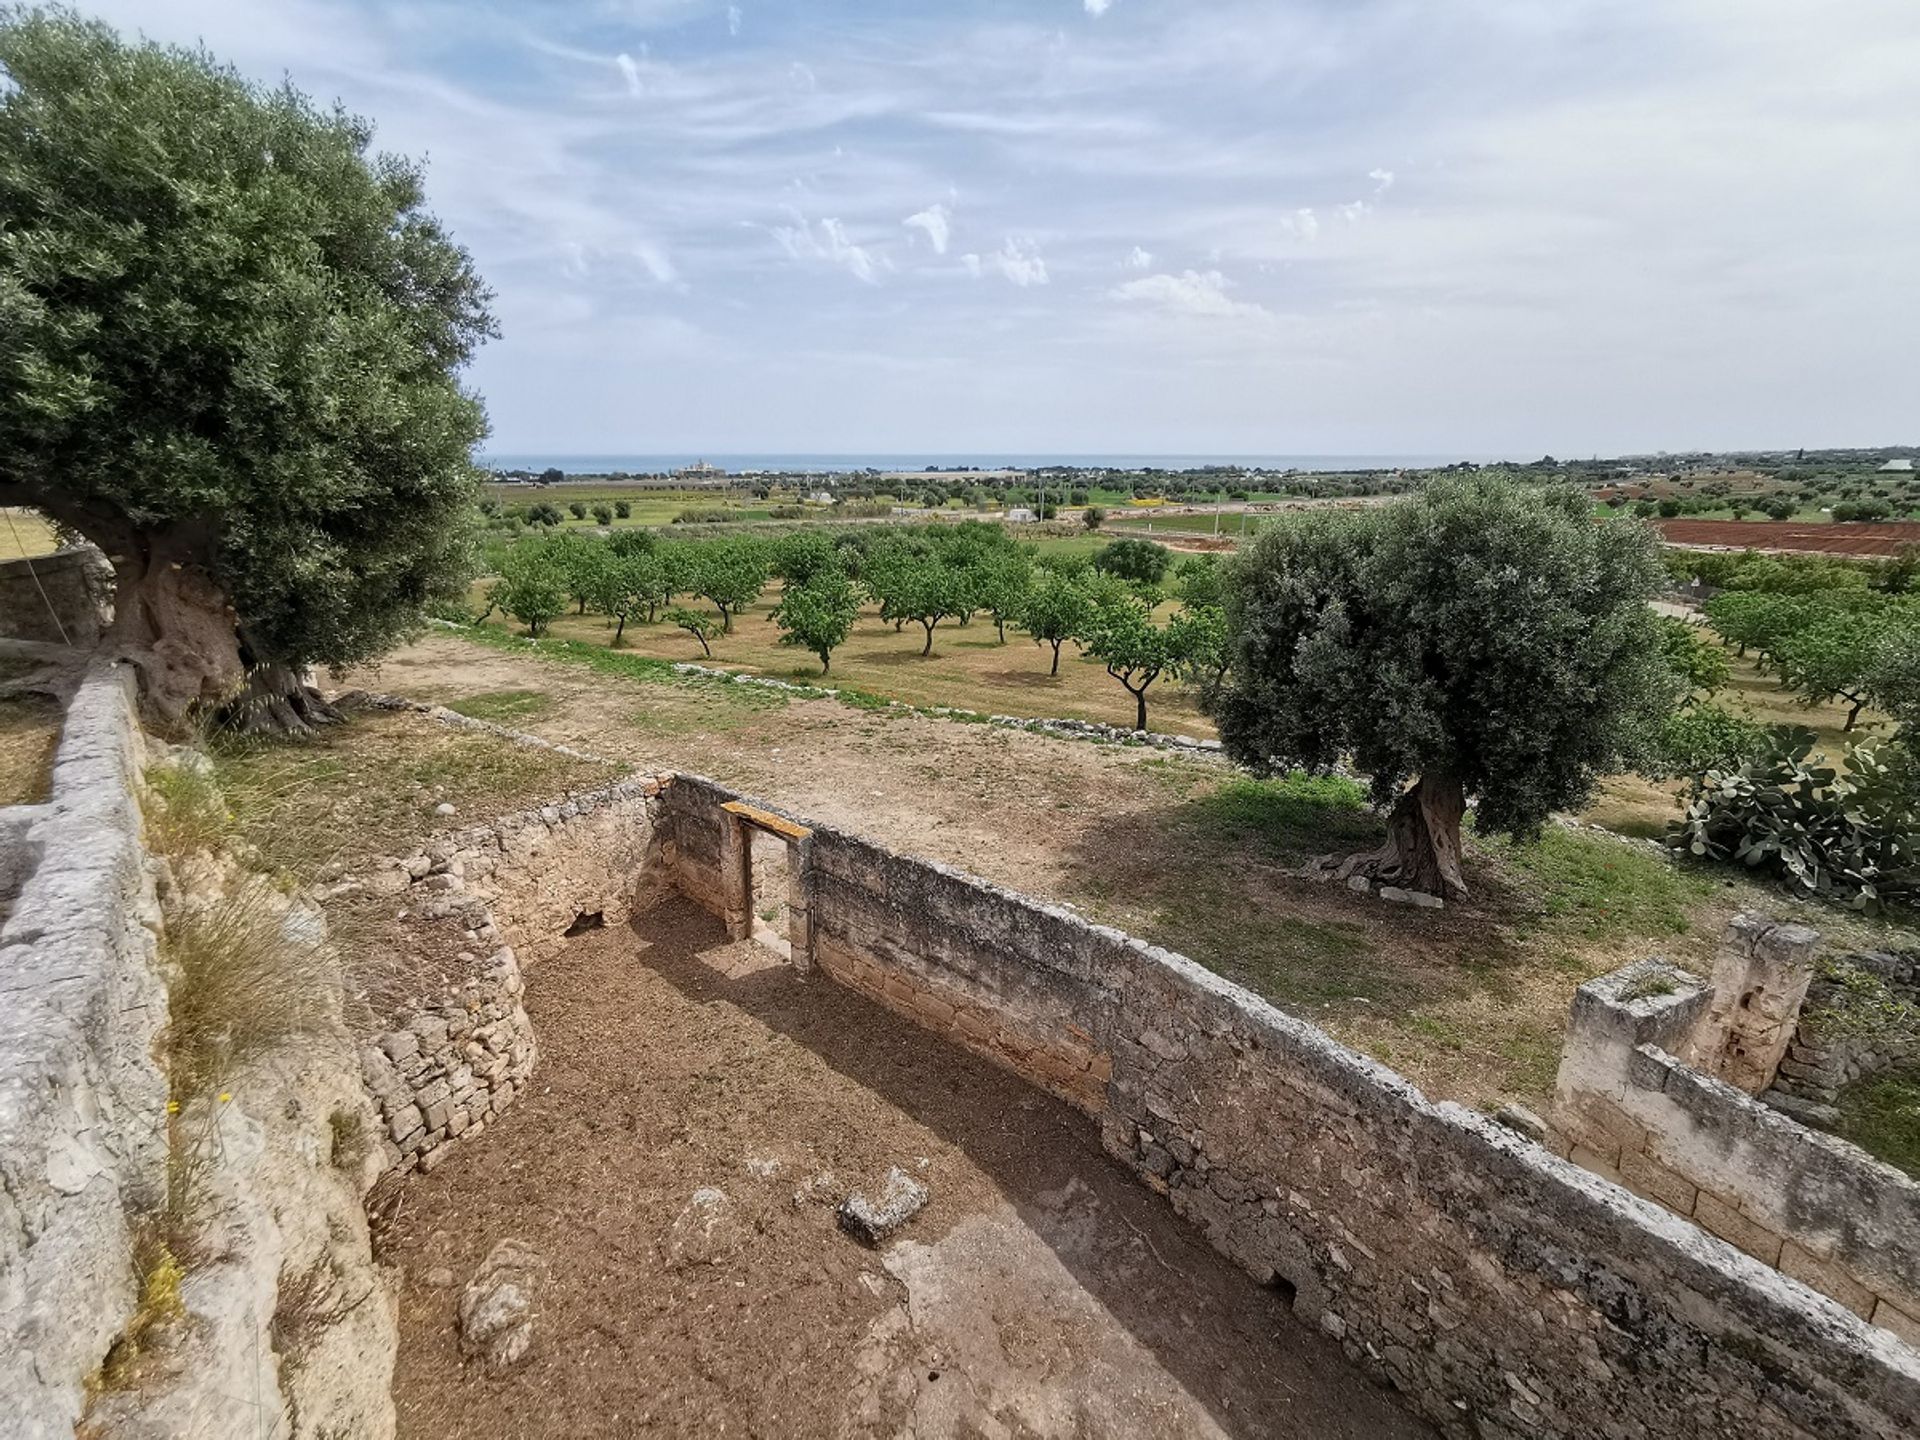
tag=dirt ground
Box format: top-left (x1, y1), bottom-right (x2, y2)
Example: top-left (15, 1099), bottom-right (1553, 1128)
top-left (380, 899), bottom-right (1430, 1439)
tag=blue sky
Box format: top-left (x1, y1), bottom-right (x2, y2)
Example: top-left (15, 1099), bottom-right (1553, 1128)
top-left (81, 1), bottom-right (1920, 456)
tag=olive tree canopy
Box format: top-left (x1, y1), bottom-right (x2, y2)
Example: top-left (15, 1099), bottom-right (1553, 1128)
top-left (0, 8), bottom-right (495, 730)
top-left (1208, 476), bottom-right (1676, 899)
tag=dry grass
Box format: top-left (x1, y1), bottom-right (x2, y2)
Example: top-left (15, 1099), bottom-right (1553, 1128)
top-left (211, 705), bottom-right (624, 881)
top-left (142, 762), bottom-right (230, 858)
top-left (0, 694), bottom-right (61, 806)
top-left (0, 506), bottom-right (58, 561)
top-left (162, 879), bottom-right (336, 1101)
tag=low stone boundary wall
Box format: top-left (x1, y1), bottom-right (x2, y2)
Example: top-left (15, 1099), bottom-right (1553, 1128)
top-left (656, 775), bottom-right (1920, 1440)
top-left (0, 660), bottom-right (170, 1435)
top-left (335, 766), bottom-right (671, 1176)
top-left (1549, 953), bottom-right (1920, 1349)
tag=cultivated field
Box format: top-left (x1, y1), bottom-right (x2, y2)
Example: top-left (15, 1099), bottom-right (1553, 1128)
top-left (0, 507), bottom-right (58, 560)
top-left (1659, 518), bottom-right (1920, 556)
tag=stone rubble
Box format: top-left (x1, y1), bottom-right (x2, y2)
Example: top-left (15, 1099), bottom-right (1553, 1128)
top-left (458, 1240), bottom-right (547, 1373)
top-left (837, 1167), bottom-right (931, 1245)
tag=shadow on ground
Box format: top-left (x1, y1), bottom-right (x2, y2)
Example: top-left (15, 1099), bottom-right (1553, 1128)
top-left (381, 896), bottom-right (1431, 1439)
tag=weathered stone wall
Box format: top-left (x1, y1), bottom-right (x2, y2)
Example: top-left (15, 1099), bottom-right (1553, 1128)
top-left (0, 545), bottom-right (113, 647)
top-left (338, 772), bottom-right (670, 1176)
top-left (0, 661), bottom-right (170, 1436)
top-left (656, 775), bottom-right (1920, 1439)
top-left (359, 944), bottom-right (537, 1177)
top-left (1549, 955), bottom-right (1920, 1350)
top-left (1767, 950), bottom-right (1920, 1123)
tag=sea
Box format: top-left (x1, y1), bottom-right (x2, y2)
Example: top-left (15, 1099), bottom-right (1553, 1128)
top-left (480, 452), bottom-right (1508, 476)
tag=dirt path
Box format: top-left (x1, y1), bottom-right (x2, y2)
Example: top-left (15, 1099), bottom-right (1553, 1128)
top-left (349, 633), bottom-right (1222, 903)
top-left (381, 900), bottom-right (1430, 1438)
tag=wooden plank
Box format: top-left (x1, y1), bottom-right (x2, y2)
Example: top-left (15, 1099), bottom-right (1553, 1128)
top-left (721, 799), bottom-right (813, 841)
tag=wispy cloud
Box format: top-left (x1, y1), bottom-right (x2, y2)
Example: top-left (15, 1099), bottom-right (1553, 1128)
top-left (1112, 269), bottom-right (1267, 319)
top-left (614, 52), bottom-right (642, 97)
top-left (1085, 0), bottom-right (1114, 16)
top-left (988, 237), bottom-right (1049, 287)
top-left (903, 203), bottom-right (952, 255)
top-left (83, 0), bottom-right (1920, 454)
top-left (772, 212), bottom-right (884, 284)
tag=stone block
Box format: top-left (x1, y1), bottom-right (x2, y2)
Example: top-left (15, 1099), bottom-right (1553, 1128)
top-left (1693, 1192), bottom-right (1784, 1267)
top-left (1871, 1297), bottom-right (1920, 1349)
top-left (1779, 1240), bottom-right (1875, 1319)
top-left (1617, 1148), bottom-right (1698, 1217)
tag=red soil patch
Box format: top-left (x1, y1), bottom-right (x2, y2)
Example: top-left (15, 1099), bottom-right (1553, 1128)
top-left (1659, 519), bottom-right (1920, 557)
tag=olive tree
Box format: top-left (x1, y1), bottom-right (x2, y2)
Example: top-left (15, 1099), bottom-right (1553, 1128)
top-left (1209, 476), bottom-right (1675, 900)
top-left (0, 12), bottom-right (496, 731)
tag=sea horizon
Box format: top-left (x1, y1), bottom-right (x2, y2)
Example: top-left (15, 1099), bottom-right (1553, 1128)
top-left (480, 452), bottom-right (1514, 476)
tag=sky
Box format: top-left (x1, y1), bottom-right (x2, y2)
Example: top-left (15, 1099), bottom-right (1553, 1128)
top-left (72, 0), bottom-right (1920, 457)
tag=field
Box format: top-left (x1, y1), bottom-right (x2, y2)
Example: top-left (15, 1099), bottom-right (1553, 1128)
top-left (0, 507), bottom-right (58, 560)
top-left (1659, 518), bottom-right (1920, 557)
top-left (468, 581), bottom-right (1216, 736)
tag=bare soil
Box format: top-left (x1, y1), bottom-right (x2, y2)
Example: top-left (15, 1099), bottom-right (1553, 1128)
top-left (380, 900), bottom-right (1430, 1439)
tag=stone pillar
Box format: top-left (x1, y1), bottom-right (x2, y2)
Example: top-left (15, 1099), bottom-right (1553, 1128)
top-left (718, 813), bottom-right (752, 941)
top-left (1691, 914), bottom-right (1821, 1095)
top-left (1549, 959), bottom-right (1712, 1175)
top-left (786, 834), bottom-right (814, 976)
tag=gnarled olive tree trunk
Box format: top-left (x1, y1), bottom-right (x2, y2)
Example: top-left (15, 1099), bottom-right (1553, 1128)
top-left (27, 507), bottom-right (335, 737)
top-left (1339, 774), bottom-right (1469, 901)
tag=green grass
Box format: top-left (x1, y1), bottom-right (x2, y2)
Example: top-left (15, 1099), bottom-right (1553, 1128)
top-left (1195, 772), bottom-right (1378, 861)
top-left (443, 689), bottom-right (554, 724)
top-left (1480, 825), bottom-right (1710, 942)
top-left (1836, 1067), bottom-right (1920, 1180)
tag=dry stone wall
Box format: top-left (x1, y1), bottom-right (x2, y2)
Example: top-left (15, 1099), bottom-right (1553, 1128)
top-left (0, 546), bottom-right (112, 647)
top-left (657, 774), bottom-right (1920, 1440)
top-left (1766, 950), bottom-right (1920, 1123)
top-left (337, 770), bottom-right (671, 1176)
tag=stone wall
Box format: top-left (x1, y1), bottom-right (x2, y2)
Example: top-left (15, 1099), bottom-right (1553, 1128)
top-left (1549, 953), bottom-right (1920, 1352)
top-left (0, 545), bottom-right (113, 647)
top-left (1767, 950), bottom-right (1920, 1124)
top-left (0, 661), bottom-right (170, 1435)
top-left (656, 775), bottom-right (1920, 1440)
top-left (337, 771), bottom-right (670, 1176)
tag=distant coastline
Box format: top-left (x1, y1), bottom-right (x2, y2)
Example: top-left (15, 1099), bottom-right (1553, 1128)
top-left (479, 452), bottom-right (1510, 476)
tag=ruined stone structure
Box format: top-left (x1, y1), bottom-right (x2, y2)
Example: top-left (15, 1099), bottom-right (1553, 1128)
top-left (654, 773), bottom-right (1920, 1439)
top-left (11, 681), bottom-right (1920, 1438)
top-left (1767, 948), bottom-right (1920, 1124)
top-left (1548, 929), bottom-right (1920, 1350)
top-left (339, 767), bottom-right (672, 1177)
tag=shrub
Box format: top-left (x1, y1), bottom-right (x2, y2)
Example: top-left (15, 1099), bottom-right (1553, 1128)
top-left (1669, 728), bottom-right (1919, 911)
top-left (613, 499), bottom-right (631, 518)
top-left (1640, 702), bottom-right (1770, 779)
top-left (568, 500), bottom-right (588, 519)
top-left (591, 503), bottom-right (614, 526)
top-left (673, 507), bottom-right (734, 525)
